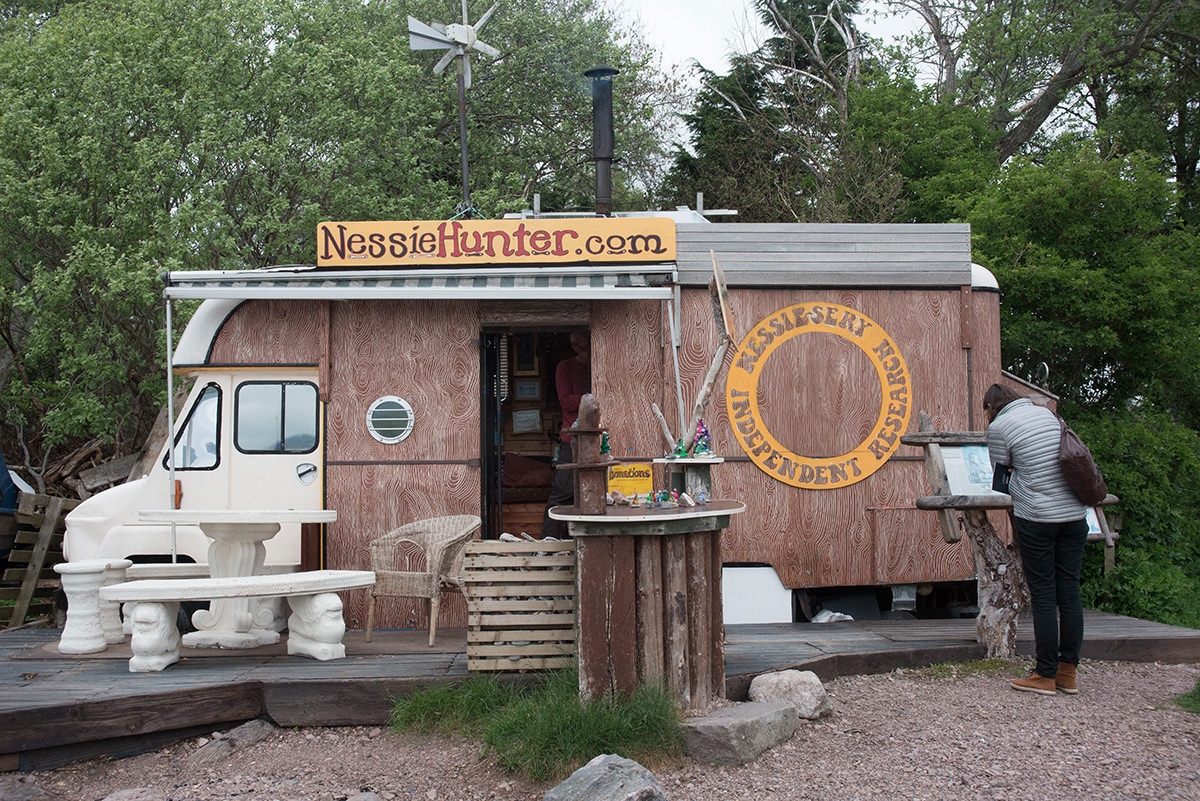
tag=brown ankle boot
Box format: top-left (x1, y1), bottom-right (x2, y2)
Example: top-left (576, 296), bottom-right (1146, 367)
top-left (1011, 672), bottom-right (1057, 695)
top-left (1056, 662), bottom-right (1078, 694)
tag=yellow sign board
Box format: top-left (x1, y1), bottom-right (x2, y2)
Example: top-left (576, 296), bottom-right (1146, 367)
top-left (317, 218), bottom-right (676, 268)
top-left (608, 463), bottom-right (654, 497)
top-left (726, 302), bottom-right (912, 490)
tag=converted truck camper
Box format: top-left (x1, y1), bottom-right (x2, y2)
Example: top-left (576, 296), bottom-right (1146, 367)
top-left (64, 69), bottom-right (1007, 632)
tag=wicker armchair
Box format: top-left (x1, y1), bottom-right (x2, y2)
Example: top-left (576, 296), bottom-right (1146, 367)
top-left (364, 514), bottom-right (481, 646)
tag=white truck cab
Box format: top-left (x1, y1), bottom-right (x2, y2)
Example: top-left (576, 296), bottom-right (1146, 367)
top-left (63, 299), bottom-right (323, 567)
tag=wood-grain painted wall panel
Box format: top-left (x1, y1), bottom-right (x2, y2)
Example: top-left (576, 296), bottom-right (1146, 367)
top-left (326, 300), bottom-right (479, 462)
top-left (325, 462), bottom-right (479, 630)
top-left (323, 300), bottom-right (481, 630)
top-left (678, 286), bottom-right (977, 588)
top-left (591, 300), bottom-right (666, 462)
top-left (208, 300), bottom-right (323, 364)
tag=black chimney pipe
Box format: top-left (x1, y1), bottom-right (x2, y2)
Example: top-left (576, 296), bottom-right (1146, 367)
top-left (585, 65), bottom-right (619, 216)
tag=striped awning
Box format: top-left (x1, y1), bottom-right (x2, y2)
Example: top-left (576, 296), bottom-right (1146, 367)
top-left (163, 265), bottom-right (676, 301)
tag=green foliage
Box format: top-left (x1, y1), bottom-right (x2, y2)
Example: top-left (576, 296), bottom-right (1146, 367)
top-left (389, 675), bottom-right (524, 738)
top-left (0, 0), bottom-right (677, 474)
top-left (968, 147), bottom-right (1200, 422)
top-left (847, 75), bottom-right (999, 222)
top-left (1176, 676), bottom-right (1200, 715)
top-left (389, 670), bottom-right (682, 782)
top-left (1075, 408), bottom-right (1200, 628)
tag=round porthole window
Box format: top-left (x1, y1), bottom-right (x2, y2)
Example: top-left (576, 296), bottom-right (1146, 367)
top-left (366, 396), bottom-right (415, 444)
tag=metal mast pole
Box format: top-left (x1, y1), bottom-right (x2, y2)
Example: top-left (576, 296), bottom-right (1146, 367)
top-left (456, 50), bottom-right (471, 210)
top-left (164, 293), bottom-right (178, 563)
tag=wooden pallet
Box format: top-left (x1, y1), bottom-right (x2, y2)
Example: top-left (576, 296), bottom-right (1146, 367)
top-left (463, 539), bottom-right (576, 672)
top-left (1, 493), bottom-right (80, 628)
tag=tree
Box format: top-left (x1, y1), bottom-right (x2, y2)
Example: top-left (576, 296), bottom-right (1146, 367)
top-left (664, 0), bottom-right (910, 222)
top-left (0, 0), bottom-right (678, 486)
top-left (845, 73), bottom-right (999, 222)
top-left (883, 0), bottom-right (1200, 162)
top-left (1088, 8), bottom-right (1200, 225)
top-left (967, 146), bottom-right (1200, 423)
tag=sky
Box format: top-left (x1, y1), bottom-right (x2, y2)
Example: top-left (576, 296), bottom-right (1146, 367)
top-left (626, 0), bottom-right (922, 77)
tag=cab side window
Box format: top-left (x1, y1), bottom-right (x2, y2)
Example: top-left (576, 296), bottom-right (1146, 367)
top-left (235, 381), bottom-right (319, 454)
top-left (167, 384), bottom-right (221, 470)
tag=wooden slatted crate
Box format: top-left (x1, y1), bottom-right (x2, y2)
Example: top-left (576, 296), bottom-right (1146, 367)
top-left (463, 539), bottom-right (576, 672)
top-left (1, 493), bottom-right (79, 627)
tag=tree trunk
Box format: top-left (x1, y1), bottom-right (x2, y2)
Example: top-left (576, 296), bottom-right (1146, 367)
top-left (962, 509), bottom-right (1028, 658)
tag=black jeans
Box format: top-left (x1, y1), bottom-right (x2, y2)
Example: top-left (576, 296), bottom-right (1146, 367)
top-left (1013, 515), bottom-right (1089, 677)
top-left (541, 439), bottom-right (574, 539)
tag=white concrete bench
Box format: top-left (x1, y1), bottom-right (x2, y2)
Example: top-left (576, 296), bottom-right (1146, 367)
top-left (123, 562), bottom-right (300, 579)
top-left (121, 563), bottom-right (302, 635)
top-left (99, 570), bottom-right (375, 672)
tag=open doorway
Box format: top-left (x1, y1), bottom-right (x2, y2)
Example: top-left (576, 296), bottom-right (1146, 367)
top-left (480, 329), bottom-right (590, 539)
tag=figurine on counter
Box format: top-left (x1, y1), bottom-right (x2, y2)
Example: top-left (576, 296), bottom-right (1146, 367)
top-left (693, 419), bottom-right (713, 456)
top-left (600, 431), bottom-right (611, 456)
top-left (609, 490), bottom-right (630, 506)
top-left (696, 488), bottom-right (709, 504)
top-left (670, 438), bottom-right (689, 459)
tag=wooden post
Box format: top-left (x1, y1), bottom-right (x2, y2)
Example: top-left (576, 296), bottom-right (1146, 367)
top-left (913, 495), bottom-right (1026, 658)
top-left (572, 394), bottom-right (608, 515)
top-left (917, 411), bottom-right (962, 543)
top-left (635, 537), bottom-right (665, 684)
top-left (961, 508), bottom-right (1027, 657)
top-left (662, 533), bottom-right (690, 708)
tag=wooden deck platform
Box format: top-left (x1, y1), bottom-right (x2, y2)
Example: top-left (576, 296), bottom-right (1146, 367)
top-left (2, 611), bottom-right (1197, 771)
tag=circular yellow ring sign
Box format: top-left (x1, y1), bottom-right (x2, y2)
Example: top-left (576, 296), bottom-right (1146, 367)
top-left (726, 302), bottom-right (912, 490)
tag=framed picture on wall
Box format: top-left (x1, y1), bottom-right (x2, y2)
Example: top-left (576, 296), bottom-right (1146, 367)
top-left (514, 333), bottom-right (539, 376)
top-left (511, 409), bottom-right (542, 434)
top-left (514, 378), bottom-right (541, 401)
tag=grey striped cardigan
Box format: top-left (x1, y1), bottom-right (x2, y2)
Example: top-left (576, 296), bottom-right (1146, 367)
top-left (987, 398), bottom-right (1088, 523)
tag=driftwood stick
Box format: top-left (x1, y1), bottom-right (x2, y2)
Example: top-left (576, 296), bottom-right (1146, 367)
top-left (684, 336), bottom-right (732, 454)
top-left (708, 278), bottom-right (726, 338)
top-left (900, 431), bottom-right (989, 446)
top-left (651, 403), bottom-right (676, 450)
top-left (710, 251), bottom-right (737, 340)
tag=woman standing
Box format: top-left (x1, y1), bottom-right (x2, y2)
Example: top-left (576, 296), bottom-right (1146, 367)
top-left (984, 383), bottom-right (1089, 695)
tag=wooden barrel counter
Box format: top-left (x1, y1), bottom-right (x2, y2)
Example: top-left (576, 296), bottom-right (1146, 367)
top-left (549, 500), bottom-right (744, 709)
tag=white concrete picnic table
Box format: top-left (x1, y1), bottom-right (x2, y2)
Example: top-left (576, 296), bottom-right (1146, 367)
top-left (137, 509), bottom-right (337, 648)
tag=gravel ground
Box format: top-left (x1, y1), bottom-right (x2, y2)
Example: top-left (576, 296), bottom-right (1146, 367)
top-left (21, 659), bottom-right (1200, 801)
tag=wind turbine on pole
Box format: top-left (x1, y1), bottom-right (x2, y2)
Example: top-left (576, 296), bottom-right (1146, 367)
top-left (408, 2), bottom-right (500, 215)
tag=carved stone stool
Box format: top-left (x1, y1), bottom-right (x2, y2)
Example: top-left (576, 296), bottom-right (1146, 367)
top-left (54, 559), bottom-right (112, 654)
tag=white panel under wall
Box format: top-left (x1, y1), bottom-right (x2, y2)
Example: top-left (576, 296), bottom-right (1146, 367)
top-left (722, 566), bottom-right (793, 624)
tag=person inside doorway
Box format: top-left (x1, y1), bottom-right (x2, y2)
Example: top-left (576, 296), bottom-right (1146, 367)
top-left (541, 330), bottom-right (590, 538)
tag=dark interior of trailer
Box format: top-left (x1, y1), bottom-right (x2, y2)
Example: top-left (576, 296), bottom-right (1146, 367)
top-left (481, 329), bottom-right (588, 540)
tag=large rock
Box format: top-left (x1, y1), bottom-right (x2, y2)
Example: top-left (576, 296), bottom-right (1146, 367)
top-left (185, 718), bottom-right (276, 768)
top-left (679, 701), bottom-right (798, 766)
top-left (543, 754), bottom-right (667, 801)
top-left (748, 669), bottom-right (833, 720)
